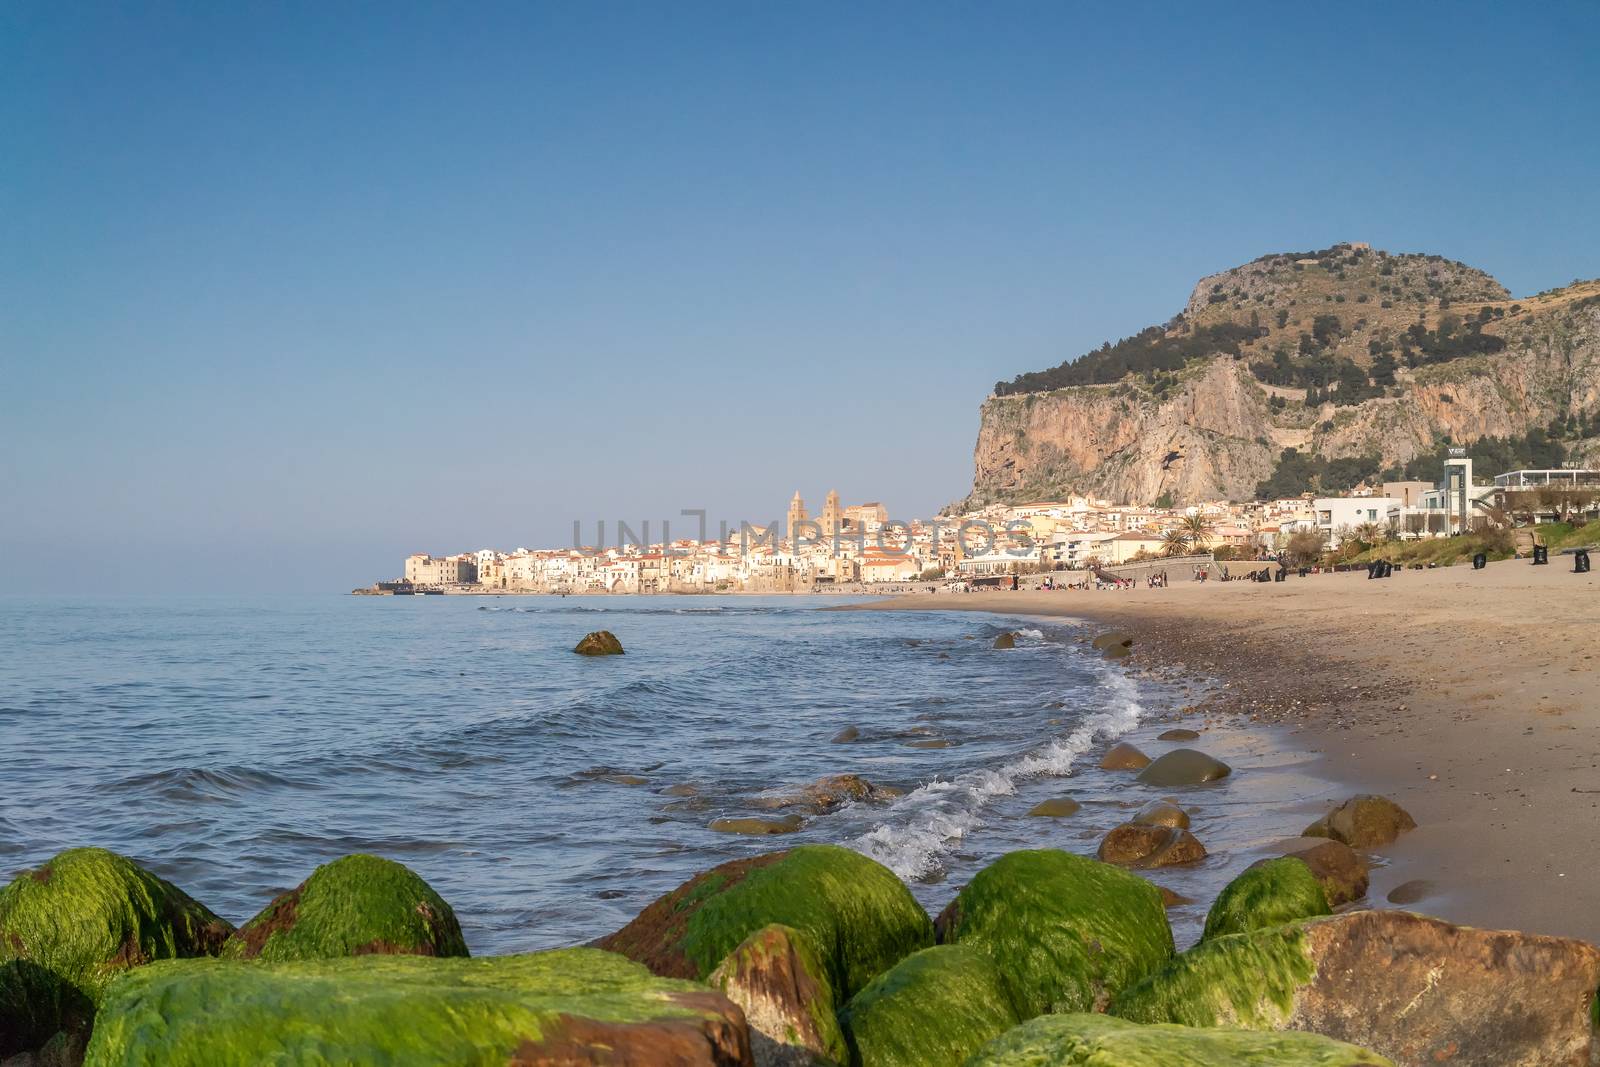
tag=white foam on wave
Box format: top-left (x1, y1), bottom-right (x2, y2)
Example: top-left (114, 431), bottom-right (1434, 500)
top-left (849, 670), bottom-right (1145, 881)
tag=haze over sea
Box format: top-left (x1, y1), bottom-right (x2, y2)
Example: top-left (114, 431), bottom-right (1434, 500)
top-left (1, 594), bottom-right (1326, 952)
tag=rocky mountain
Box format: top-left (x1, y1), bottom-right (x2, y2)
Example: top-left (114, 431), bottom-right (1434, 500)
top-left (967, 243), bottom-right (1600, 506)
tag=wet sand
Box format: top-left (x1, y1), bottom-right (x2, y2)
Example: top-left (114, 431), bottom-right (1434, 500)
top-left (855, 558), bottom-right (1600, 943)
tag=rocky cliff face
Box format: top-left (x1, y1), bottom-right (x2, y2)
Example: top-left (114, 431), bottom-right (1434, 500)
top-left (967, 244), bottom-right (1600, 506)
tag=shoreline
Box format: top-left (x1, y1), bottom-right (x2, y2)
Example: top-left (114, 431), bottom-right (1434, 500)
top-left (849, 557), bottom-right (1600, 944)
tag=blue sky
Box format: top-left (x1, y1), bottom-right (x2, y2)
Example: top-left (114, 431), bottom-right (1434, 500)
top-left (4, 2), bottom-right (1597, 593)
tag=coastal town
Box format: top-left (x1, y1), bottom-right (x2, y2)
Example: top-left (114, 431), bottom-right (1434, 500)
top-left (361, 458), bottom-right (1600, 594)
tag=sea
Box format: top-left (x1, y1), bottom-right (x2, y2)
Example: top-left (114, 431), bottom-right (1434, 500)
top-left (0, 594), bottom-right (1339, 952)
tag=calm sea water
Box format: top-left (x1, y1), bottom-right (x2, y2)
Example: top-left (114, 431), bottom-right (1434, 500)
top-left (0, 594), bottom-right (1337, 952)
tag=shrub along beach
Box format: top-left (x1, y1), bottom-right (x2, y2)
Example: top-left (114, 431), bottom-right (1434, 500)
top-left (6, 558), bottom-right (1600, 1067)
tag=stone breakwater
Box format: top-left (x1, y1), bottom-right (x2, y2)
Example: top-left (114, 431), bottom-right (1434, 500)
top-left (5, 829), bottom-right (1600, 1066)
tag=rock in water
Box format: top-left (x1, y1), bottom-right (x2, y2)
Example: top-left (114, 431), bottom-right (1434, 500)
top-left (221, 854), bottom-right (466, 962)
top-left (1099, 742), bottom-right (1151, 770)
top-left (839, 945), bottom-right (1019, 1067)
top-left (1111, 909), bottom-right (1600, 1067)
top-left (1264, 840), bottom-right (1369, 908)
top-left (992, 632), bottom-right (1016, 649)
top-left (935, 850), bottom-right (1173, 1017)
top-left (1026, 797), bottom-right (1081, 818)
top-left (709, 815), bottom-right (804, 836)
top-left (1302, 795), bottom-right (1415, 848)
top-left (0, 847), bottom-right (232, 1057)
top-left (1157, 728), bottom-right (1201, 741)
top-left (83, 948), bottom-right (753, 1066)
top-left (709, 924), bottom-right (845, 1066)
top-left (1090, 631), bottom-right (1134, 651)
top-left (573, 630), bottom-right (624, 655)
top-left (1096, 825), bottom-right (1207, 869)
top-left (1202, 858), bottom-right (1330, 942)
top-left (596, 845), bottom-right (932, 1004)
top-left (829, 726), bottom-right (860, 744)
top-left (1135, 748), bottom-right (1231, 786)
top-left (1385, 880), bottom-right (1434, 906)
top-left (1131, 800), bottom-right (1190, 829)
top-left (966, 1013), bottom-right (1392, 1066)
top-left (796, 774), bottom-right (887, 812)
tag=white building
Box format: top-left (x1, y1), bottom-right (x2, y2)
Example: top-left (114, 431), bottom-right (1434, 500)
top-left (1311, 497), bottom-right (1401, 547)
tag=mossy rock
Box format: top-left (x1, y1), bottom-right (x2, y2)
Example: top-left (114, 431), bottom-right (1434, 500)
top-left (573, 630), bottom-right (625, 655)
top-left (965, 1012), bottom-right (1393, 1066)
top-left (82, 948), bottom-right (750, 1066)
top-left (839, 945), bottom-right (1017, 1067)
top-left (1111, 923), bottom-right (1314, 1029)
top-left (1135, 749), bottom-right (1232, 787)
top-left (709, 922), bottom-right (845, 1065)
top-left (935, 850), bottom-right (1173, 1018)
top-left (597, 845), bottom-right (932, 1004)
top-left (220, 854), bottom-right (466, 962)
top-left (0, 848), bottom-right (231, 1056)
top-left (1202, 858), bottom-right (1330, 942)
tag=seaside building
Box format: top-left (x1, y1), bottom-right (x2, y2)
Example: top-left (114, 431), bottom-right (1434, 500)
top-left (404, 553), bottom-right (478, 587)
top-left (1311, 497), bottom-right (1400, 546)
top-left (819, 489), bottom-right (842, 538)
top-left (787, 491), bottom-right (808, 539)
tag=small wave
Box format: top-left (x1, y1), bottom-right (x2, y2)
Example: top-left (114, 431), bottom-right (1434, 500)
top-left (850, 671), bottom-right (1145, 880)
top-left (108, 765), bottom-right (317, 803)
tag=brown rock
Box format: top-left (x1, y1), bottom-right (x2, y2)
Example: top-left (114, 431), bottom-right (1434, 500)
top-left (796, 774), bottom-right (886, 813)
top-left (1131, 800), bottom-right (1190, 829)
top-left (517, 989), bottom-right (754, 1066)
top-left (1096, 823), bottom-right (1206, 868)
top-left (1091, 631), bottom-right (1134, 651)
top-left (573, 630), bottom-right (625, 656)
top-left (1099, 742), bottom-right (1151, 770)
top-left (829, 726), bottom-right (860, 744)
top-left (710, 815), bottom-right (804, 836)
top-left (905, 739), bottom-right (952, 749)
top-left (993, 632), bottom-right (1016, 649)
top-left (1303, 794), bottom-right (1416, 848)
top-left (709, 924), bottom-right (845, 1067)
top-left (1153, 885), bottom-right (1193, 908)
top-left (662, 784), bottom-right (700, 797)
top-left (1101, 643), bottom-right (1132, 660)
top-left (1156, 728), bottom-right (1200, 741)
top-left (1385, 879), bottom-right (1435, 906)
top-left (1026, 798), bottom-right (1081, 818)
top-left (1289, 911), bottom-right (1600, 1067)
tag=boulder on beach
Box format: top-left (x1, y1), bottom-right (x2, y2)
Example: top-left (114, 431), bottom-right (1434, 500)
top-left (1096, 824), bottom-right (1206, 869)
top-left (709, 923), bottom-right (845, 1066)
top-left (1026, 797), bottom-right (1080, 818)
top-left (221, 854), bottom-right (466, 963)
top-left (1261, 840), bottom-right (1369, 908)
top-left (1090, 631), bottom-right (1134, 652)
top-left (839, 945), bottom-right (1018, 1067)
top-left (0, 847), bottom-right (232, 1057)
top-left (596, 845), bottom-right (932, 1005)
top-left (1156, 728), bottom-right (1201, 741)
top-left (1111, 909), bottom-right (1600, 1067)
top-left (966, 1012), bottom-right (1393, 1066)
top-left (83, 948), bottom-right (752, 1066)
top-left (1202, 858), bottom-right (1330, 942)
top-left (1135, 748), bottom-right (1232, 786)
top-left (1302, 795), bottom-right (1416, 848)
top-left (1131, 799), bottom-right (1189, 829)
top-left (992, 632), bottom-right (1016, 650)
top-left (1099, 742), bottom-right (1151, 771)
top-left (710, 815), bottom-right (804, 836)
top-left (573, 630), bottom-right (625, 655)
top-left (935, 850), bottom-right (1173, 1018)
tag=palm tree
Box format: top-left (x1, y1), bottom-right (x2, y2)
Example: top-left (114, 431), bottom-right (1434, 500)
top-left (1161, 530), bottom-right (1192, 557)
top-left (1353, 521), bottom-right (1386, 547)
top-left (1180, 512), bottom-right (1217, 548)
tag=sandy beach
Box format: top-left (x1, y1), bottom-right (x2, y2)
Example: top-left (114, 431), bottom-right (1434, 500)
top-left (856, 558), bottom-right (1600, 944)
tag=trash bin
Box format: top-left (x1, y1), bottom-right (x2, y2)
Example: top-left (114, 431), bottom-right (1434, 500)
top-left (1577, 548), bottom-right (1591, 574)
top-left (1533, 544), bottom-right (1549, 566)
top-left (1472, 552), bottom-right (1487, 570)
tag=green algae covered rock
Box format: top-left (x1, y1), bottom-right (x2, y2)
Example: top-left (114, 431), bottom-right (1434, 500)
top-left (0, 848), bottom-right (232, 1056)
top-left (964, 1012), bottom-right (1393, 1066)
top-left (83, 947), bottom-right (751, 1066)
top-left (1111, 922), bottom-right (1314, 1030)
top-left (840, 945), bottom-right (1017, 1067)
top-left (598, 845), bottom-right (932, 1003)
top-left (220, 853), bottom-right (466, 962)
top-left (936, 850), bottom-right (1172, 1019)
top-left (1202, 858), bottom-right (1331, 942)
top-left (709, 922), bottom-right (846, 1065)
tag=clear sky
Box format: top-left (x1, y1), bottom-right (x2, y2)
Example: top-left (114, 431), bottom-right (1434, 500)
top-left (4, 2), bottom-right (1597, 593)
